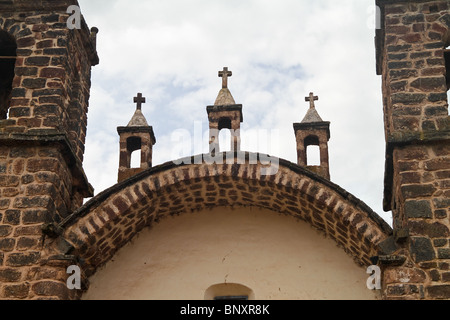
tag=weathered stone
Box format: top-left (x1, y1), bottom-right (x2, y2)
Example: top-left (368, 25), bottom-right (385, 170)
top-left (437, 248), bottom-right (450, 259)
top-left (6, 252), bottom-right (40, 267)
top-left (391, 93), bottom-right (426, 105)
top-left (409, 220), bottom-right (449, 238)
top-left (31, 281), bottom-right (69, 299)
top-left (401, 184), bottom-right (436, 199)
top-left (410, 77), bottom-right (446, 91)
top-left (25, 56), bottom-right (51, 66)
top-left (427, 285), bottom-right (450, 299)
top-left (410, 237), bottom-right (435, 263)
top-left (3, 283), bottom-right (30, 299)
top-left (404, 200), bottom-right (432, 219)
top-left (0, 268), bottom-right (22, 282)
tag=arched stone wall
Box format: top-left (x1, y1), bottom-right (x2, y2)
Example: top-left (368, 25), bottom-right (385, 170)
top-left (53, 154), bottom-right (392, 283)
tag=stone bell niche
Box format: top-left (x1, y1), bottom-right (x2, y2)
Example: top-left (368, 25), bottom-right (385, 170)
top-left (0, 30), bottom-right (17, 119)
top-left (117, 93), bottom-right (156, 183)
top-left (293, 92), bottom-right (331, 180)
top-left (207, 67), bottom-right (243, 155)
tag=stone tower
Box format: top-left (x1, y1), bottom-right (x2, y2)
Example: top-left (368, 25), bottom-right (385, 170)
top-left (293, 92), bottom-right (331, 180)
top-left (375, 0), bottom-right (450, 299)
top-left (207, 67), bottom-right (243, 154)
top-left (0, 1), bottom-right (98, 299)
top-left (117, 93), bottom-right (156, 183)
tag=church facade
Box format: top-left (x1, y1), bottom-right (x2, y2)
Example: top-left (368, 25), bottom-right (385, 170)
top-left (0, 0), bottom-right (448, 300)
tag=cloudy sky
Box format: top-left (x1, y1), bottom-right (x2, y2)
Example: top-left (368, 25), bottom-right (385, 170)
top-left (77, 0), bottom-right (392, 225)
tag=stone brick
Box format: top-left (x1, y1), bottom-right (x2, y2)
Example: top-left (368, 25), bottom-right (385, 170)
top-left (0, 175), bottom-right (20, 187)
top-left (437, 248), bottom-right (450, 259)
top-left (388, 61), bottom-right (413, 69)
top-left (0, 225), bottom-right (13, 237)
top-left (424, 158), bottom-right (450, 171)
top-left (36, 39), bottom-right (54, 49)
top-left (3, 283), bottom-right (30, 299)
top-left (22, 210), bottom-right (50, 224)
top-left (401, 184), bottom-right (436, 199)
top-left (24, 56), bottom-right (50, 66)
top-left (408, 221), bottom-right (449, 238)
top-left (427, 285), bottom-right (450, 299)
top-left (0, 268), bottom-right (22, 282)
top-left (387, 44), bottom-right (412, 53)
top-left (15, 67), bottom-right (38, 77)
top-left (389, 69), bottom-right (418, 81)
top-left (4, 210), bottom-right (21, 225)
top-left (16, 237), bottom-right (39, 251)
top-left (410, 237), bottom-right (435, 263)
top-left (16, 36), bottom-right (35, 48)
top-left (402, 33), bottom-right (422, 43)
top-left (433, 197), bottom-right (450, 209)
top-left (404, 200), bottom-right (432, 218)
top-left (9, 147), bottom-right (36, 158)
top-left (410, 77), bottom-right (446, 91)
top-left (40, 67), bottom-right (65, 80)
top-left (14, 196), bottom-right (51, 209)
top-left (402, 14), bottom-right (424, 24)
top-left (386, 25), bottom-right (410, 35)
top-left (433, 238), bottom-right (447, 247)
top-left (384, 267), bottom-right (427, 284)
top-left (391, 93), bottom-right (426, 105)
top-left (0, 238), bottom-right (15, 251)
top-left (6, 252), bottom-right (40, 267)
top-left (26, 159), bottom-right (60, 173)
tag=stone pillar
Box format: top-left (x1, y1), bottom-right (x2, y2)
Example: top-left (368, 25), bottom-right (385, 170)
top-left (376, 0), bottom-right (450, 300)
top-left (117, 127), bottom-right (156, 183)
top-left (0, 1), bottom-right (98, 299)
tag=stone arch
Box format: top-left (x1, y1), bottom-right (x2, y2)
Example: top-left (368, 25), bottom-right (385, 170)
top-left (54, 153), bottom-right (392, 278)
top-left (0, 29), bottom-right (17, 119)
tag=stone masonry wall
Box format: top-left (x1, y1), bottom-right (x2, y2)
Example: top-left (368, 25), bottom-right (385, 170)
top-left (0, 1), bottom-right (97, 299)
top-left (377, 0), bottom-right (450, 299)
top-left (54, 156), bottom-right (392, 293)
top-left (0, 143), bottom-right (79, 299)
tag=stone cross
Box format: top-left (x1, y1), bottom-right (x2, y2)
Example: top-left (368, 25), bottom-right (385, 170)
top-left (134, 93), bottom-right (146, 110)
top-left (305, 92), bottom-right (318, 109)
top-left (218, 67), bottom-right (232, 89)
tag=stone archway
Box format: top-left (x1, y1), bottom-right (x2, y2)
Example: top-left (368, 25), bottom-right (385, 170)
top-left (51, 153), bottom-right (392, 289)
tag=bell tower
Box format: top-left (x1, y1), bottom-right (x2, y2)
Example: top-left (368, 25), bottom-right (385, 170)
top-left (0, 1), bottom-right (98, 299)
top-left (293, 92), bottom-right (331, 180)
top-left (207, 67), bottom-right (243, 155)
top-left (375, 0), bottom-right (450, 300)
top-left (117, 93), bottom-right (156, 183)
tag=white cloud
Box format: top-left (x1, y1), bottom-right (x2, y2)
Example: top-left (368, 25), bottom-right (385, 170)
top-left (79, 0), bottom-right (392, 225)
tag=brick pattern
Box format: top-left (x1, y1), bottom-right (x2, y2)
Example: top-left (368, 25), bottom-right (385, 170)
top-left (57, 156), bottom-right (392, 284)
top-left (380, 1), bottom-right (449, 138)
top-left (0, 144), bottom-right (79, 299)
top-left (0, 2), bottom-right (98, 300)
top-left (378, 0), bottom-right (450, 300)
top-left (382, 143), bottom-right (450, 299)
top-left (0, 7), bottom-right (98, 162)
top-left (294, 122), bottom-right (331, 180)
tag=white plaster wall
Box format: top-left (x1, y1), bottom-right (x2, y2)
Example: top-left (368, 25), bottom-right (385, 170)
top-left (83, 206), bottom-right (380, 300)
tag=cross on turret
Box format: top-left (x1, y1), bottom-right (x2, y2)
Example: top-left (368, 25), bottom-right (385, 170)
top-left (218, 67), bottom-right (232, 89)
top-left (134, 92), bottom-right (146, 110)
top-left (305, 92), bottom-right (318, 109)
